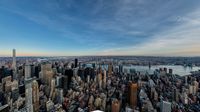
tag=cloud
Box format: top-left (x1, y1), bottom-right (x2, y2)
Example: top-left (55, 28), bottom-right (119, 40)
top-left (98, 7), bottom-right (200, 56)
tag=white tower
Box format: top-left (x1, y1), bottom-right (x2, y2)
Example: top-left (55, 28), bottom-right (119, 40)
top-left (25, 64), bottom-right (31, 80)
top-left (12, 49), bottom-right (17, 79)
top-left (12, 49), bottom-right (16, 69)
top-left (50, 78), bottom-right (56, 99)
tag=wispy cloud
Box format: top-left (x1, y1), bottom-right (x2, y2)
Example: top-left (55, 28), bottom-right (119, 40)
top-left (98, 7), bottom-right (200, 56)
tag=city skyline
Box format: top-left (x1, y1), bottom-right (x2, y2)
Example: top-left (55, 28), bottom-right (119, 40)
top-left (0, 0), bottom-right (200, 56)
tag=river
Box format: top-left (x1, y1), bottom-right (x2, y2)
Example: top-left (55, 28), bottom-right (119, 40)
top-left (123, 65), bottom-right (200, 76)
top-left (85, 64), bottom-right (200, 76)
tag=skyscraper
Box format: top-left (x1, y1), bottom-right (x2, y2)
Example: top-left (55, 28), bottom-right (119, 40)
top-left (62, 76), bottom-right (68, 94)
top-left (169, 69), bottom-right (173, 74)
top-left (129, 83), bottom-right (137, 109)
top-left (172, 88), bottom-right (179, 102)
top-left (75, 58), bottom-right (78, 68)
top-left (30, 65), bottom-right (35, 78)
top-left (12, 49), bottom-right (17, 79)
top-left (25, 64), bottom-right (31, 80)
top-left (32, 80), bottom-right (39, 112)
top-left (119, 65), bottom-right (123, 74)
top-left (41, 63), bottom-right (54, 85)
top-left (25, 81), bottom-right (33, 112)
top-left (11, 80), bottom-right (19, 105)
top-left (164, 68), bottom-right (167, 73)
top-left (98, 73), bottom-right (102, 89)
top-left (103, 69), bottom-right (107, 89)
top-left (64, 69), bottom-right (73, 89)
top-left (56, 88), bottom-right (64, 104)
top-left (50, 78), bottom-right (56, 100)
top-left (12, 49), bottom-right (16, 70)
top-left (108, 63), bottom-right (113, 77)
top-left (112, 99), bottom-right (120, 112)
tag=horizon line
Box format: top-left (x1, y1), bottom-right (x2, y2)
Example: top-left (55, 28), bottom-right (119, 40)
top-left (0, 54), bottom-right (200, 58)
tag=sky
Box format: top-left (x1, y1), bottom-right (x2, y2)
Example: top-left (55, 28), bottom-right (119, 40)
top-left (0, 0), bottom-right (200, 56)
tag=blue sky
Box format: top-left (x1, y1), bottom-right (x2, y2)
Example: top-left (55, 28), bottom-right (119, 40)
top-left (0, 0), bottom-right (200, 56)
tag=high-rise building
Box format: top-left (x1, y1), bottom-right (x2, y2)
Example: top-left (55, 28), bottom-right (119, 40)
top-left (64, 69), bottom-right (73, 89)
top-left (25, 64), bottom-right (31, 80)
top-left (98, 73), bottom-right (102, 89)
top-left (185, 76), bottom-right (188, 85)
top-left (172, 88), bottom-right (179, 102)
top-left (56, 75), bottom-right (63, 88)
top-left (30, 65), bottom-right (35, 78)
top-left (103, 69), bottom-right (106, 89)
top-left (0, 66), bottom-right (4, 81)
top-left (148, 62), bottom-right (151, 69)
top-left (189, 84), bottom-right (197, 95)
top-left (62, 76), bottom-right (68, 94)
top-left (32, 80), bottom-right (39, 112)
top-left (78, 69), bottom-right (84, 80)
top-left (87, 74), bottom-right (90, 83)
top-left (50, 78), bottom-right (56, 100)
top-left (181, 91), bottom-right (188, 104)
top-left (92, 63), bottom-right (95, 68)
top-left (11, 80), bottom-right (19, 102)
top-left (114, 66), bottom-right (119, 73)
top-left (160, 101), bottom-right (171, 112)
top-left (56, 88), bottom-right (64, 104)
top-left (12, 49), bottom-right (16, 70)
top-left (5, 81), bottom-right (12, 93)
top-left (119, 65), bottom-right (123, 74)
top-left (128, 83), bottom-right (137, 109)
top-left (34, 66), bottom-right (40, 78)
top-left (75, 59), bottom-right (78, 68)
top-left (163, 68), bottom-right (167, 73)
top-left (25, 81), bottom-right (33, 112)
top-left (169, 69), bottom-right (173, 74)
top-left (108, 63), bottom-right (113, 77)
top-left (19, 84), bottom-right (25, 97)
top-left (112, 99), bottom-right (120, 112)
top-left (2, 76), bottom-right (12, 92)
top-left (41, 63), bottom-right (54, 85)
top-left (12, 49), bottom-right (17, 79)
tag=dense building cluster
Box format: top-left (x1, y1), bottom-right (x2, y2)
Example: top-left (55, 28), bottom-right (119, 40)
top-left (0, 49), bottom-right (200, 112)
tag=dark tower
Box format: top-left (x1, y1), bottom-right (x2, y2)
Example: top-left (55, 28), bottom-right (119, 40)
top-left (148, 62), bottom-right (151, 69)
top-left (75, 58), bottom-right (78, 68)
top-left (64, 69), bottom-right (73, 89)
